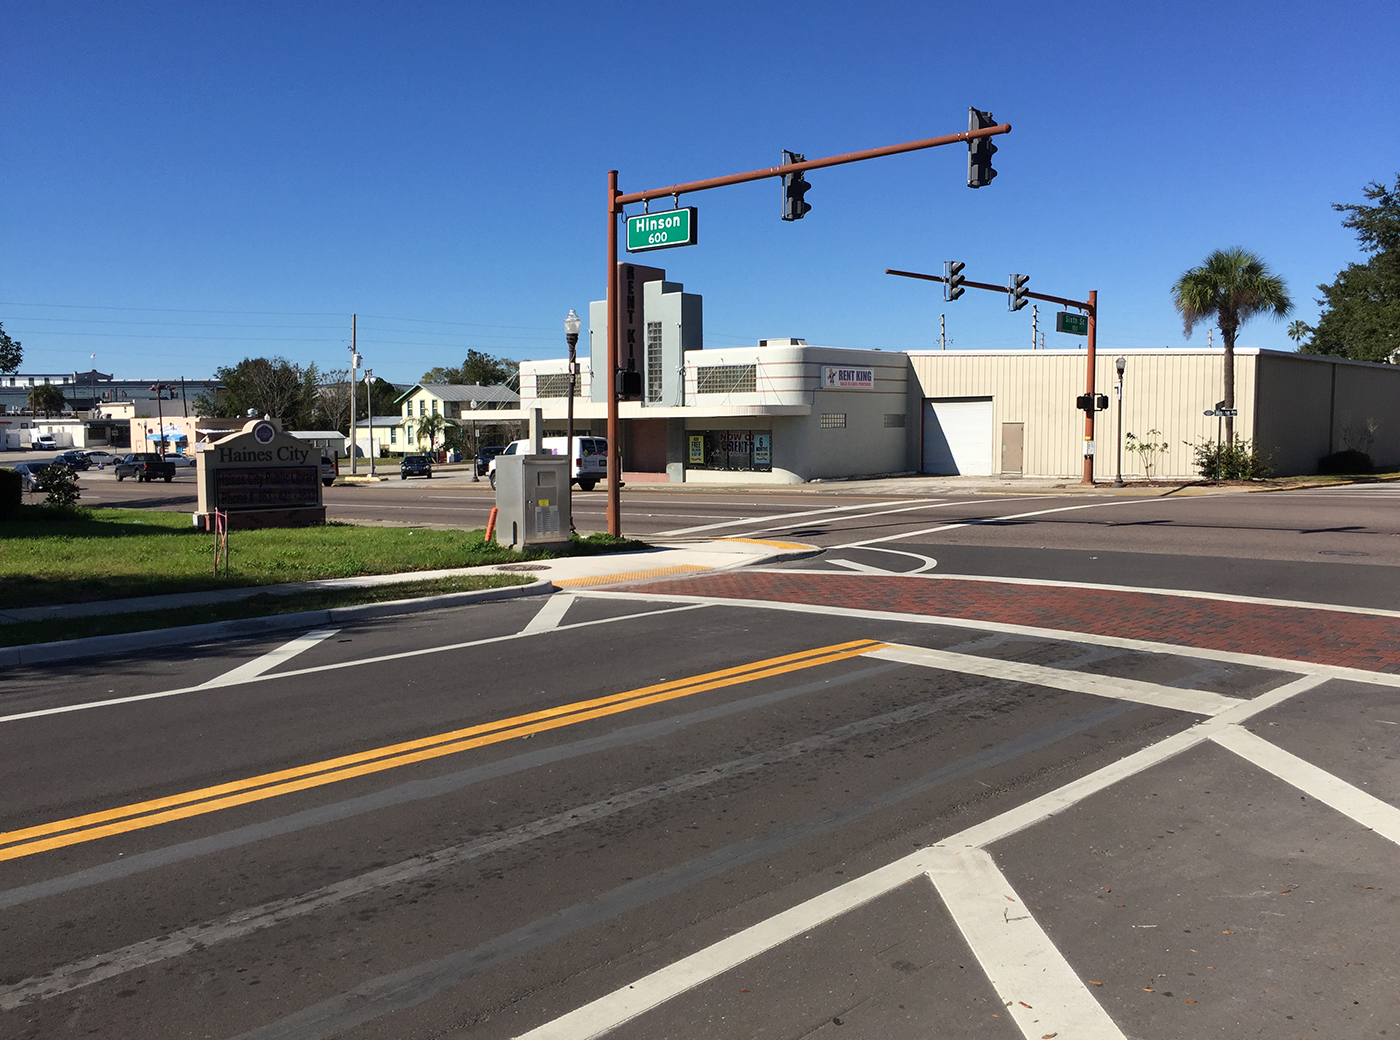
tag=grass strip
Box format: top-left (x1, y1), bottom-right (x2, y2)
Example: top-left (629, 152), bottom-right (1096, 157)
top-left (0, 506), bottom-right (648, 607)
top-left (0, 574), bottom-right (534, 648)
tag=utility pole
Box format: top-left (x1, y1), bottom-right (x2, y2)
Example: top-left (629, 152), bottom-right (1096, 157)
top-left (940, 313), bottom-right (946, 351)
top-left (364, 368), bottom-right (375, 476)
top-left (348, 315), bottom-right (358, 475)
top-left (1031, 304), bottom-right (1038, 350)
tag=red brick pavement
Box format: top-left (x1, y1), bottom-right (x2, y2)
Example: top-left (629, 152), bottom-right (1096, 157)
top-left (632, 572), bottom-right (1400, 673)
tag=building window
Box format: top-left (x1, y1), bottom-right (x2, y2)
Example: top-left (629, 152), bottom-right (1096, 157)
top-left (646, 321), bottom-right (663, 403)
top-left (418, 400), bottom-right (426, 417)
top-left (390, 427), bottom-right (397, 444)
top-left (883, 413), bottom-right (906, 428)
top-left (820, 413), bottom-right (846, 429)
top-left (696, 364), bottom-right (757, 394)
top-left (686, 430), bottom-right (771, 472)
top-left (431, 400), bottom-right (438, 415)
top-left (535, 373), bottom-right (578, 398)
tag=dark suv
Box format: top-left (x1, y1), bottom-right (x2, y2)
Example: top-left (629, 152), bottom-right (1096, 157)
top-left (475, 444), bottom-right (504, 476)
top-left (400, 454), bottom-right (433, 480)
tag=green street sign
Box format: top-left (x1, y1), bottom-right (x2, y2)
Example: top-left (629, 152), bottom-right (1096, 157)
top-left (1055, 311), bottom-right (1089, 336)
top-left (626, 208), bottom-right (698, 252)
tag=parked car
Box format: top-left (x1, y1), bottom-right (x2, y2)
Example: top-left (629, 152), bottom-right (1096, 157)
top-left (52, 450), bottom-right (91, 471)
top-left (168, 453), bottom-right (198, 467)
top-left (487, 436), bottom-right (607, 491)
top-left (321, 452), bottom-right (338, 487)
top-left (114, 453), bottom-right (176, 483)
top-left (400, 454), bottom-right (433, 480)
top-left (10, 462), bottom-right (58, 492)
top-left (31, 434), bottom-right (58, 451)
top-left (81, 450), bottom-right (118, 468)
top-left (475, 444), bottom-right (505, 476)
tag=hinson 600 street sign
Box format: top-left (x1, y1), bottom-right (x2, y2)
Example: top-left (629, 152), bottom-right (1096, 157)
top-left (626, 208), bottom-right (698, 252)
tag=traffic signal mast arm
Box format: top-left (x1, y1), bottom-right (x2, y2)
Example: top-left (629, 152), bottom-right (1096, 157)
top-left (612, 123), bottom-right (1010, 207)
top-left (885, 268), bottom-right (1093, 315)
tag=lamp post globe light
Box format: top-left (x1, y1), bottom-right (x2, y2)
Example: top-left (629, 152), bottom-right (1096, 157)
top-left (564, 309), bottom-right (581, 478)
top-left (1112, 356), bottom-right (1127, 488)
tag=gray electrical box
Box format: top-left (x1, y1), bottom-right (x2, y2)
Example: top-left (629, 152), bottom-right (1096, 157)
top-left (494, 454), bottom-right (571, 549)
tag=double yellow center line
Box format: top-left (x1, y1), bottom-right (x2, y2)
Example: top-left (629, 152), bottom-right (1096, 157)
top-left (1, 639), bottom-right (887, 863)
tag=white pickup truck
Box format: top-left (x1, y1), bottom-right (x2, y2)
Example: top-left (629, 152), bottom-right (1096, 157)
top-left (488, 436), bottom-right (607, 491)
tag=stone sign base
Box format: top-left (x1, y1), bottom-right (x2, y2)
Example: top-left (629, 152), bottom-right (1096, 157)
top-left (193, 507), bottom-right (326, 531)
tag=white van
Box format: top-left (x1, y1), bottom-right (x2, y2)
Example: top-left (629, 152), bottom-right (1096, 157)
top-left (488, 436), bottom-right (608, 491)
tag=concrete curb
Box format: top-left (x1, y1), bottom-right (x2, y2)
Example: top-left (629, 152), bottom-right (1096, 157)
top-left (0, 580), bottom-right (552, 669)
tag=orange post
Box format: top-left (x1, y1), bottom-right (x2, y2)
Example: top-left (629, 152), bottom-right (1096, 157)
top-left (484, 506), bottom-right (498, 543)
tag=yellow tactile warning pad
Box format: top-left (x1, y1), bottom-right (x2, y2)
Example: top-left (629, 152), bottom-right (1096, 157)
top-left (720, 537), bottom-right (819, 551)
top-left (554, 564), bottom-right (712, 588)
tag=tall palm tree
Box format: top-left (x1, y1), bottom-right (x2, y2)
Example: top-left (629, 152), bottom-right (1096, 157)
top-left (1287, 320), bottom-right (1313, 347)
top-left (27, 383), bottom-right (66, 418)
top-left (1172, 248), bottom-right (1293, 442)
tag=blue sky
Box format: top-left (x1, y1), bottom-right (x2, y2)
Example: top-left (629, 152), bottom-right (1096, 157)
top-left (3, 1), bottom-right (1397, 382)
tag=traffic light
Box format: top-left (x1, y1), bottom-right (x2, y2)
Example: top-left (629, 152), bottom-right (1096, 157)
top-left (967, 108), bottom-right (998, 188)
top-left (1009, 273), bottom-right (1030, 311)
top-left (781, 150), bottom-right (812, 221)
top-left (1096, 394), bottom-right (1109, 411)
top-left (944, 260), bottom-right (966, 302)
top-left (1076, 394), bottom-right (1092, 411)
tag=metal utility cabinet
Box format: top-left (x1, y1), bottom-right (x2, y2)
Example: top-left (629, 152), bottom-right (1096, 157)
top-left (493, 454), bottom-right (571, 549)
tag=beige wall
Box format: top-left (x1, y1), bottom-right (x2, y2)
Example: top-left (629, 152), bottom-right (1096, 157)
top-left (1256, 352), bottom-right (1400, 474)
top-left (907, 349), bottom-right (1265, 479)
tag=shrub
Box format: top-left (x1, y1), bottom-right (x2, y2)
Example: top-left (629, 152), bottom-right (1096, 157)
top-left (1189, 439), bottom-right (1272, 480)
top-left (1318, 449), bottom-right (1373, 474)
top-left (40, 464), bottom-right (82, 508)
top-left (0, 468), bottom-right (21, 519)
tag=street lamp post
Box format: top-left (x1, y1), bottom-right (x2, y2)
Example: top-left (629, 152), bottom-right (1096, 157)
top-left (148, 383), bottom-right (173, 459)
top-left (565, 309), bottom-right (581, 533)
top-left (1112, 356), bottom-right (1127, 488)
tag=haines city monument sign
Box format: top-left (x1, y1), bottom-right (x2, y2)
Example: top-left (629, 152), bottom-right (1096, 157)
top-left (195, 418), bottom-right (325, 529)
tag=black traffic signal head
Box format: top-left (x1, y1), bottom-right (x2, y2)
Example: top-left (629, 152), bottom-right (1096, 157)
top-left (1076, 393), bottom-right (1093, 411)
top-left (1009, 273), bottom-right (1030, 311)
top-left (967, 108), bottom-right (998, 188)
top-left (1096, 394), bottom-right (1109, 411)
top-left (945, 260), bottom-right (966, 302)
top-left (616, 365), bottom-right (642, 399)
top-left (781, 150), bottom-right (812, 221)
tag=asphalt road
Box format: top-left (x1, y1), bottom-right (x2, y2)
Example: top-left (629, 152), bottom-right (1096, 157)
top-left (6, 472), bottom-right (1400, 1039)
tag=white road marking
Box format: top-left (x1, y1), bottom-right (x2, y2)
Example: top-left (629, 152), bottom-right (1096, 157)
top-left (653, 498), bottom-right (935, 537)
top-left (927, 847), bottom-right (1127, 1039)
top-left (719, 499), bottom-right (1030, 541)
top-left (194, 629), bottom-right (339, 689)
top-left (755, 566), bottom-right (1400, 620)
top-left (513, 850), bottom-right (938, 1040)
top-left (826, 559), bottom-right (889, 574)
top-left (580, 590), bottom-right (1400, 691)
top-left (0, 604), bottom-right (709, 726)
top-left (1210, 724), bottom-right (1400, 846)
top-left (836, 498), bottom-right (1160, 548)
top-left (513, 672), bottom-right (1331, 1039)
top-left (519, 594), bottom-right (576, 634)
top-left (869, 642), bottom-right (1242, 716)
top-left (849, 545), bottom-right (938, 573)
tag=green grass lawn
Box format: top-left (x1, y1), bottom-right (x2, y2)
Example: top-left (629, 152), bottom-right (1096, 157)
top-left (0, 574), bottom-right (536, 648)
top-left (0, 506), bottom-right (647, 607)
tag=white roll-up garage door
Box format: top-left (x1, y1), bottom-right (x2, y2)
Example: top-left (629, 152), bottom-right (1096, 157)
top-left (922, 398), bottom-right (993, 475)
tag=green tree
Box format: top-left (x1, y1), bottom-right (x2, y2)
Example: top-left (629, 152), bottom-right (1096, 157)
top-left (0, 322), bottom-right (21, 374)
top-left (1311, 174), bottom-right (1400, 363)
top-left (1287, 320), bottom-right (1313, 347)
top-left (1172, 248), bottom-right (1293, 442)
top-left (416, 413), bottom-right (445, 453)
top-left (420, 349), bottom-right (518, 388)
top-left (195, 357), bottom-right (316, 428)
top-left (27, 383), bottom-right (66, 417)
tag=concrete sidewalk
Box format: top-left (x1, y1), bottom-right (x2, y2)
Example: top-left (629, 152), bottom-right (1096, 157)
top-left (0, 537), bottom-right (819, 625)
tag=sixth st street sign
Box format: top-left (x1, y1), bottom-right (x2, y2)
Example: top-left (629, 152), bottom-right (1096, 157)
top-left (626, 208), bottom-right (698, 252)
top-left (1055, 311), bottom-right (1089, 336)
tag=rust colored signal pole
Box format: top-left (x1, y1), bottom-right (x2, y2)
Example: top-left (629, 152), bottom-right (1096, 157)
top-left (603, 121), bottom-right (1011, 535)
top-left (885, 268), bottom-right (1099, 483)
